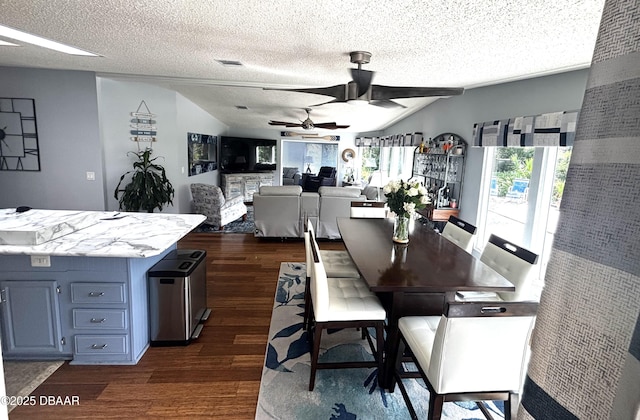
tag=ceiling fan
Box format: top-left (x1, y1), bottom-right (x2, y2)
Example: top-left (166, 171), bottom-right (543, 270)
top-left (265, 51), bottom-right (464, 108)
top-left (268, 108), bottom-right (349, 130)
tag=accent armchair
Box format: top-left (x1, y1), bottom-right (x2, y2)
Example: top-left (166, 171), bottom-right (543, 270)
top-left (190, 183), bottom-right (247, 230)
top-left (303, 166), bottom-right (337, 192)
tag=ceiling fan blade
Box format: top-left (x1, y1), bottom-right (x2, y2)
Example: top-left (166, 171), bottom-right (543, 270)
top-left (370, 85), bottom-right (464, 100)
top-left (264, 84), bottom-right (347, 101)
top-left (369, 99), bottom-right (406, 109)
top-left (314, 122), bottom-right (350, 130)
top-left (349, 68), bottom-right (374, 97)
top-left (268, 120), bottom-right (303, 128)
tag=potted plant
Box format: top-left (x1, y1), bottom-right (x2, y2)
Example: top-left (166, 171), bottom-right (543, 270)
top-left (114, 148), bottom-right (175, 212)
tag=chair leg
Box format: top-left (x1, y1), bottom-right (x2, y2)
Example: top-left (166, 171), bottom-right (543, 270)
top-left (429, 393), bottom-right (444, 420)
top-left (375, 322), bottom-right (384, 386)
top-left (242, 214), bottom-right (247, 221)
top-left (505, 392), bottom-right (519, 420)
top-left (309, 323), bottom-right (324, 391)
top-left (218, 225), bottom-right (224, 231)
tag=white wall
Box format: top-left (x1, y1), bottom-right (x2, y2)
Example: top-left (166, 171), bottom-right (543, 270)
top-left (0, 67), bottom-right (104, 210)
top-left (383, 69), bottom-right (590, 224)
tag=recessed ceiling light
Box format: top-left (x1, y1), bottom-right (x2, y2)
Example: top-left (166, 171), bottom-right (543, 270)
top-left (0, 39), bottom-right (19, 47)
top-left (217, 60), bottom-right (243, 67)
top-left (0, 24), bottom-right (99, 56)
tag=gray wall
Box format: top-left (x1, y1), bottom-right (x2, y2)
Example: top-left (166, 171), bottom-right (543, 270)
top-left (98, 77), bottom-right (228, 213)
top-left (383, 69), bottom-right (590, 225)
top-left (0, 67), bottom-right (105, 210)
top-left (0, 66), bottom-right (589, 217)
top-left (0, 67), bottom-right (229, 213)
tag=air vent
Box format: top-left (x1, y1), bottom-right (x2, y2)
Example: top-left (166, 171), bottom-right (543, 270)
top-left (235, 105), bottom-right (249, 110)
top-left (217, 59), bottom-right (243, 67)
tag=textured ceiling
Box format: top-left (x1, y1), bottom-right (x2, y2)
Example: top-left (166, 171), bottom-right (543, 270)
top-left (0, 0), bottom-right (605, 133)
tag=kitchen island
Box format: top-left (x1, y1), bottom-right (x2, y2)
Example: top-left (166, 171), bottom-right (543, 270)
top-left (0, 209), bottom-right (206, 365)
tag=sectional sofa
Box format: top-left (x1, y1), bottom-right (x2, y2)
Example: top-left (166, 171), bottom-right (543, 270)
top-left (253, 185), bottom-right (371, 239)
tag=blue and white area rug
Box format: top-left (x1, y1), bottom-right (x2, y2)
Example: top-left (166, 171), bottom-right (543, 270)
top-left (193, 206), bottom-right (255, 234)
top-left (255, 262), bottom-right (506, 420)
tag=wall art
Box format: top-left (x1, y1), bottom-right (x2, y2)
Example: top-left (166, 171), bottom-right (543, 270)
top-left (0, 98), bottom-right (40, 171)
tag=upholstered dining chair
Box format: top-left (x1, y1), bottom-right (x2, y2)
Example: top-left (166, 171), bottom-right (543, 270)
top-left (303, 220), bottom-right (360, 329)
top-left (190, 183), bottom-right (247, 230)
top-left (394, 301), bottom-right (538, 420)
top-left (456, 234), bottom-right (539, 302)
top-left (307, 229), bottom-right (387, 391)
top-left (350, 201), bottom-right (388, 218)
top-left (440, 215), bottom-right (477, 253)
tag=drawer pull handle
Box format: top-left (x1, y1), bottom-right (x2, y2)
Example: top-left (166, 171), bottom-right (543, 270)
top-left (91, 343), bottom-right (108, 349)
top-left (88, 292), bottom-right (105, 297)
top-left (90, 318), bottom-right (107, 323)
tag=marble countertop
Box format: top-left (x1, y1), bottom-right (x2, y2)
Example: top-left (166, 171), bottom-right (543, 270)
top-left (0, 209), bottom-right (206, 258)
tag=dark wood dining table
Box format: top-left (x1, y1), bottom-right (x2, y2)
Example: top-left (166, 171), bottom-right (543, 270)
top-left (337, 217), bottom-right (515, 389)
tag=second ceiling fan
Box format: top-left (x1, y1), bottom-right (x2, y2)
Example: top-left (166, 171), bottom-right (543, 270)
top-left (265, 51), bottom-right (464, 108)
top-left (268, 108), bottom-right (349, 130)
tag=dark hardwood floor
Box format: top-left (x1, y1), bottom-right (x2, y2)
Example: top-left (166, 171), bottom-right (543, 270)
top-left (9, 232), bottom-right (345, 419)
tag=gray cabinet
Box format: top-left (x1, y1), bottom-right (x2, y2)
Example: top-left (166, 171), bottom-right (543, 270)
top-left (0, 249), bottom-right (171, 365)
top-left (0, 280), bottom-right (66, 357)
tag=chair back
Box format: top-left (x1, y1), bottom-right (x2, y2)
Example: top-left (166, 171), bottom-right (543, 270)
top-left (440, 216), bottom-right (476, 253)
top-left (190, 183), bottom-right (225, 206)
top-left (318, 166), bottom-right (336, 178)
top-left (480, 234), bottom-right (538, 301)
top-left (307, 228), bottom-right (330, 322)
top-left (350, 201), bottom-right (387, 218)
top-left (428, 301), bottom-right (538, 394)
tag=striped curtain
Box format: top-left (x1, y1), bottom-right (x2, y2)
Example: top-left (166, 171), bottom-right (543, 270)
top-left (520, 0), bottom-right (640, 418)
top-left (472, 111), bottom-right (578, 147)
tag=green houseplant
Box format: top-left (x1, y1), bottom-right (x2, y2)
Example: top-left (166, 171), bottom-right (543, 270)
top-left (114, 148), bottom-right (175, 212)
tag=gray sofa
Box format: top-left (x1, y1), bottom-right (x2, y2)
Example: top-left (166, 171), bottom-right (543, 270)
top-left (253, 185), bottom-right (368, 239)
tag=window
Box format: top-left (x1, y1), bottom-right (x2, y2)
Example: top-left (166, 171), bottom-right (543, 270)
top-left (359, 146), bottom-right (413, 187)
top-left (256, 145), bottom-right (276, 164)
top-left (476, 146), bottom-right (572, 294)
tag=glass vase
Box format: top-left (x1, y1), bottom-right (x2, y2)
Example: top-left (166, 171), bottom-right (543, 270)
top-left (393, 215), bottom-right (410, 244)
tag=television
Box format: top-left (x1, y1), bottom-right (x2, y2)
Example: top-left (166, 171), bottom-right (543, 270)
top-left (220, 136), bottom-right (277, 173)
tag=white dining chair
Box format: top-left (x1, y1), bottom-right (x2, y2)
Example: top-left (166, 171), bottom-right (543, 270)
top-left (456, 234), bottom-right (538, 302)
top-left (394, 300), bottom-right (538, 420)
top-left (302, 220), bottom-right (360, 329)
top-left (307, 230), bottom-right (386, 391)
top-left (350, 201), bottom-right (387, 218)
top-left (440, 215), bottom-right (476, 253)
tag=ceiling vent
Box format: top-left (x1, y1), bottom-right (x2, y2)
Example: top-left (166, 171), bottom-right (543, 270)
top-left (235, 105), bottom-right (249, 110)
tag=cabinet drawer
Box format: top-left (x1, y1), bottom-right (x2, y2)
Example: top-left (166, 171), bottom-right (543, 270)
top-left (74, 335), bottom-right (128, 355)
top-left (72, 309), bottom-right (127, 329)
top-left (71, 283), bottom-right (125, 304)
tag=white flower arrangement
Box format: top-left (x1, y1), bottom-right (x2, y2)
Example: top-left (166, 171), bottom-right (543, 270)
top-left (382, 179), bottom-right (430, 218)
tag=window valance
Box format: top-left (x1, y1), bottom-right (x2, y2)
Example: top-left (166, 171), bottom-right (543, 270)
top-left (472, 111), bottom-right (578, 147)
top-left (355, 132), bottom-right (423, 147)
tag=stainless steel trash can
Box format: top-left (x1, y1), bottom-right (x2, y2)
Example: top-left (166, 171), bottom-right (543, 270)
top-left (148, 249), bottom-right (209, 345)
